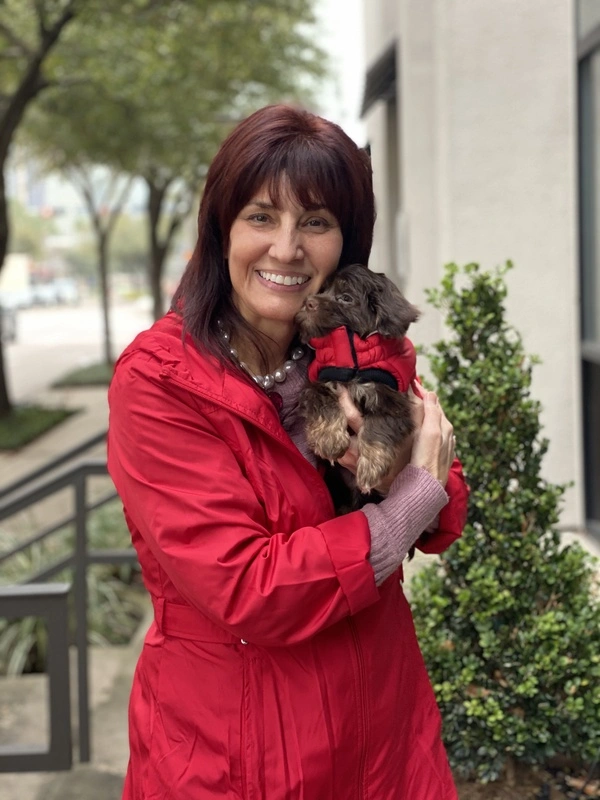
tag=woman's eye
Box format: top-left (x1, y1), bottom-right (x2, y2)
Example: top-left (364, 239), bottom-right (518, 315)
top-left (249, 213), bottom-right (270, 223)
top-left (305, 217), bottom-right (329, 229)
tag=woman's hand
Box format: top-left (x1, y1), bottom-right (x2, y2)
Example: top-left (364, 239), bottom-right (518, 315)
top-left (336, 386), bottom-right (454, 492)
top-left (410, 391), bottom-right (455, 487)
top-left (336, 385), bottom-right (420, 494)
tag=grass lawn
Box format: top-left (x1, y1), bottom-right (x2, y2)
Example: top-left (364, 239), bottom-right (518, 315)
top-left (0, 405), bottom-right (77, 451)
top-left (52, 361), bottom-right (114, 388)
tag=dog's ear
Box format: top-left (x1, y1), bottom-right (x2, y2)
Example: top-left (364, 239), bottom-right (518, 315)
top-left (368, 273), bottom-right (420, 338)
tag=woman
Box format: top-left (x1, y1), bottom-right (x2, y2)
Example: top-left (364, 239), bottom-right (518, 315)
top-left (108, 104), bottom-right (468, 800)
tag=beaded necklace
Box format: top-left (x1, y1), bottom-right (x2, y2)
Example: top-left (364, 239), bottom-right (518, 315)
top-left (219, 326), bottom-right (304, 391)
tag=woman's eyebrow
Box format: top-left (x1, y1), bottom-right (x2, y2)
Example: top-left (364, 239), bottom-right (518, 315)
top-left (247, 200), bottom-right (276, 209)
top-left (246, 199), bottom-right (330, 213)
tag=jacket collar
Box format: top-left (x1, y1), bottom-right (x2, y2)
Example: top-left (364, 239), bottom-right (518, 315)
top-left (123, 312), bottom-right (290, 444)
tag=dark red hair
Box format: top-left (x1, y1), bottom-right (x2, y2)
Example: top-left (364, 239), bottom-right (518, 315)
top-left (173, 104), bottom-right (376, 368)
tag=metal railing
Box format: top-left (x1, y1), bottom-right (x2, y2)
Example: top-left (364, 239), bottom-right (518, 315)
top-left (0, 584), bottom-right (72, 771)
top-left (0, 432), bottom-right (137, 770)
top-left (0, 431), bottom-right (108, 502)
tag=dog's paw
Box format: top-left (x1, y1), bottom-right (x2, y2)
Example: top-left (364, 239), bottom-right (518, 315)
top-left (307, 421), bottom-right (350, 461)
top-left (355, 441), bottom-right (394, 494)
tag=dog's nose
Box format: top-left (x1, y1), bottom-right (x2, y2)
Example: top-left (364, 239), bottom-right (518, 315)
top-left (304, 296), bottom-right (318, 311)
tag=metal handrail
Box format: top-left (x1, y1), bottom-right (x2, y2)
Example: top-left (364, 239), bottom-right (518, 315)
top-left (0, 430), bottom-right (107, 501)
top-left (0, 458), bottom-right (108, 520)
top-left (0, 439), bottom-right (138, 768)
top-left (0, 488), bottom-right (117, 567)
top-left (0, 583), bottom-right (72, 772)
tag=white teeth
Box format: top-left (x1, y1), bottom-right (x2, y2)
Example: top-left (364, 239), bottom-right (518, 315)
top-left (258, 271), bottom-right (309, 286)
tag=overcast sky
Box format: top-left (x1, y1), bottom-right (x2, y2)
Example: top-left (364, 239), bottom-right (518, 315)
top-left (314, 0), bottom-right (367, 146)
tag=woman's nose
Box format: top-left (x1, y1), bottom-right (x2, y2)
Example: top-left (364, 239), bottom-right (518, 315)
top-left (268, 227), bottom-right (303, 263)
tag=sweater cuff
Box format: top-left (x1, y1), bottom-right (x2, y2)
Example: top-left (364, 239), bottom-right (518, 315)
top-left (364, 465), bottom-right (449, 585)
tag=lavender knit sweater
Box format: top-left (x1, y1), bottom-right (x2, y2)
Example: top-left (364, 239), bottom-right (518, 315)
top-left (275, 357), bottom-right (449, 585)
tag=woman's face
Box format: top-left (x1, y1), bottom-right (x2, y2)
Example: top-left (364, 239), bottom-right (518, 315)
top-left (226, 180), bottom-right (343, 337)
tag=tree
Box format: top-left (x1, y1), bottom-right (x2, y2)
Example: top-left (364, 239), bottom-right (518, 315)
top-left (0, 0), bottom-right (171, 413)
top-left (67, 165), bottom-right (132, 364)
top-left (0, 0), bottom-right (77, 415)
top-left (24, 0), bottom-right (325, 319)
top-left (411, 262), bottom-right (600, 784)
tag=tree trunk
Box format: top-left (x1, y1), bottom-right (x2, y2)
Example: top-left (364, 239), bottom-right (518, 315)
top-left (147, 180), bottom-right (167, 321)
top-left (146, 177), bottom-right (190, 322)
top-left (0, 2), bottom-right (77, 416)
top-left (0, 315), bottom-right (12, 418)
top-left (98, 232), bottom-right (114, 365)
top-left (0, 168), bottom-right (10, 415)
top-left (150, 243), bottom-right (166, 322)
top-left (504, 755), bottom-right (517, 788)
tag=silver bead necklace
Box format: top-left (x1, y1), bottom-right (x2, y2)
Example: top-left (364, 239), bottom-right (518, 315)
top-left (219, 326), bottom-right (304, 390)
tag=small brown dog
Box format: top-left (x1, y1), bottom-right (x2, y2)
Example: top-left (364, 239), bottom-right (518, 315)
top-left (296, 263), bottom-right (420, 496)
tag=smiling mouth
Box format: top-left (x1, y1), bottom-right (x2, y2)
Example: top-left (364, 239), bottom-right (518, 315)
top-left (257, 270), bottom-right (310, 286)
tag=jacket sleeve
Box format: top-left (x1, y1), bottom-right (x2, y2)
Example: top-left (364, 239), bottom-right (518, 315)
top-left (107, 355), bottom-right (380, 647)
top-left (415, 457), bottom-right (469, 554)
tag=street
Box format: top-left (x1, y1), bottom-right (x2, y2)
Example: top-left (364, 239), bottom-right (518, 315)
top-left (4, 300), bottom-right (154, 402)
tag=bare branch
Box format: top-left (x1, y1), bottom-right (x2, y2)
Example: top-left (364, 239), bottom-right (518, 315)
top-left (41, 0), bottom-right (77, 47)
top-left (34, 0), bottom-right (47, 37)
top-left (162, 187), bottom-right (194, 250)
top-left (106, 177), bottom-right (133, 236)
top-left (0, 0), bottom-right (77, 160)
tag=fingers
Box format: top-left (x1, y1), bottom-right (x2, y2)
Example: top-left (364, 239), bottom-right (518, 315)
top-left (410, 392), bottom-right (455, 485)
top-left (334, 387), bottom-right (456, 487)
top-left (337, 386), bottom-right (363, 434)
top-left (407, 385), bottom-right (424, 428)
top-left (337, 436), bottom-right (359, 474)
top-left (335, 386), bottom-right (362, 474)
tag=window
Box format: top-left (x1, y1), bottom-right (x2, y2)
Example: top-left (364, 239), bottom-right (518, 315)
top-left (578, 1), bottom-right (600, 535)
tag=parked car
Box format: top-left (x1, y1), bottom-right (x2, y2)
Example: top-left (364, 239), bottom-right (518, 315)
top-left (30, 278), bottom-right (80, 306)
top-left (54, 278), bottom-right (80, 305)
top-left (0, 287), bottom-right (35, 309)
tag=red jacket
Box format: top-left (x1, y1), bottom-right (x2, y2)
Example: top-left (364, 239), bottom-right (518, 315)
top-left (308, 327), bottom-right (417, 392)
top-left (107, 311), bottom-right (468, 800)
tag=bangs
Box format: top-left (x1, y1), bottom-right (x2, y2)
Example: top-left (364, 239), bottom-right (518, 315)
top-left (240, 139), bottom-right (351, 226)
top-left (211, 105), bottom-right (374, 268)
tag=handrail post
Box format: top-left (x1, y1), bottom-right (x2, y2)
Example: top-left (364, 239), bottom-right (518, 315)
top-left (74, 472), bottom-right (91, 763)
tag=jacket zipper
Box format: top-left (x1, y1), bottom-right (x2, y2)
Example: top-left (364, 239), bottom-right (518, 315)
top-left (240, 646), bottom-right (252, 800)
top-left (348, 618), bottom-right (369, 800)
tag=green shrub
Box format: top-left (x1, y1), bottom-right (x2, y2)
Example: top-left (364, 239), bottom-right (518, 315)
top-left (411, 262), bottom-right (600, 782)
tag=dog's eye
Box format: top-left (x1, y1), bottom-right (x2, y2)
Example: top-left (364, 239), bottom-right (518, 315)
top-left (337, 294), bottom-right (354, 304)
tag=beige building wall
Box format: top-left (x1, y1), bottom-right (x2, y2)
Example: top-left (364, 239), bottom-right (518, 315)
top-left (363, 0), bottom-right (585, 530)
